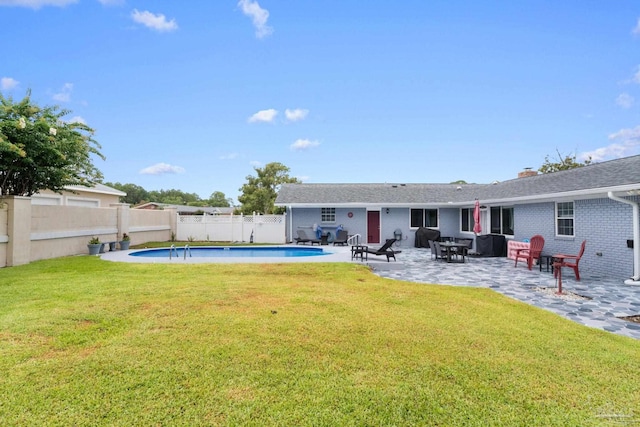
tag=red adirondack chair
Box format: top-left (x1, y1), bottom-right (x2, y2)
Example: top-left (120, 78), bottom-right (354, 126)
top-left (514, 235), bottom-right (545, 270)
top-left (553, 240), bottom-right (587, 281)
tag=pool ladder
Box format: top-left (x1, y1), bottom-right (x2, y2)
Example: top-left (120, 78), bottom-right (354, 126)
top-left (169, 244), bottom-right (192, 260)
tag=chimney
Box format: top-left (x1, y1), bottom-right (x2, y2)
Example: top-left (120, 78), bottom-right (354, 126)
top-left (518, 167), bottom-right (538, 178)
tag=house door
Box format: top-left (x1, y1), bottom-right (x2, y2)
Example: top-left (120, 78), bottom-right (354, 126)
top-left (367, 211), bottom-right (380, 244)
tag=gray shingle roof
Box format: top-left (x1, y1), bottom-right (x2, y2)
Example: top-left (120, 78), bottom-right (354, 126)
top-left (276, 155), bottom-right (640, 206)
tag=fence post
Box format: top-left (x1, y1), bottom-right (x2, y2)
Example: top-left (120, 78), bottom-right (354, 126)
top-left (111, 203), bottom-right (130, 241)
top-left (5, 196), bottom-right (32, 266)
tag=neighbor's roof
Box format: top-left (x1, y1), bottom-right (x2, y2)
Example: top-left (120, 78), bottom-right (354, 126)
top-left (64, 183), bottom-right (126, 197)
top-left (134, 202), bottom-right (235, 214)
top-left (276, 155), bottom-right (640, 207)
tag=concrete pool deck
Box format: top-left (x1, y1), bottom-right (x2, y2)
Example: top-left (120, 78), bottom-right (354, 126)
top-left (100, 244), bottom-right (640, 340)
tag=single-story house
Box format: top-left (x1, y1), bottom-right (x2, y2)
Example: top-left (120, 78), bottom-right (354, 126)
top-left (275, 155), bottom-right (640, 284)
top-left (134, 202), bottom-right (235, 215)
top-left (32, 183), bottom-right (126, 207)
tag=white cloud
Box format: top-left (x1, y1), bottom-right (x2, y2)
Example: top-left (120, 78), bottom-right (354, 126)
top-left (296, 175), bottom-right (309, 182)
top-left (634, 66), bottom-right (640, 84)
top-left (139, 162), bottom-right (185, 175)
top-left (131, 9), bottom-right (178, 32)
top-left (633, 17), bottom-right (640, 35)
top-left (98, 0), bottom-right (123, 5)
top-left (67, 116), bottom-right (86, 124)
top-left (290, 138), bottom-right (320, 151)
top-left (1, 77), bottom-right (19, 90)
top-left (616, 93), bottom-right (634, 109)
top-left (52, 82), bottom-right (73, 102)
top-left (237, 0), bottom-right (273, 39)
top-left (0, 0), bottom-right (77, 8)
top-left (581, 126), bottom-right (640, 161)
top-left (248, 108), bottom-right (278, 123)
top-left (285, 108), bottom-right (309, 122)
top-left (249, 160), bottom-right (262, 167)
top-left (219, 152), bottom-right (239, 160)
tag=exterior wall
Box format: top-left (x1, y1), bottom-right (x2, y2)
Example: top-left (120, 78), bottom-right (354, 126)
top-left (129, 207), bottom-right (174, 244)
top-left (288, 207), bottom-right (368, 243)
top-left (34, 188), bottom-right (121, 207)
top-left (30, 205), bottom-right (119, 262)
top-left (0, 196), bottom-right (175, 267)
top-left (514, 197), bottom-right (638, 281)
top-left (437, 208), bottom-right (461, 240)
top-left (380, 208), bottom-right (411, 247)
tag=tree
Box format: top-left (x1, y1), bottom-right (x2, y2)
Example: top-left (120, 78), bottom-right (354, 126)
top-left (105, 182), bottom-right (150, 205)
top-left (147, 189), bottom-right (200, 205)
top-left (0, 91), bottom-right (104, 196)
top-left (539, 150), bottom-right (592, 174)
top-left (237, 162), bottom-right (300, 214)
top-left (208, 191), bottom-right (233, 207)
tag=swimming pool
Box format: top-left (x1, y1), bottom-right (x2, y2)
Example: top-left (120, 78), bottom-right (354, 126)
top-left (129, 246), bottom-right (329, 259)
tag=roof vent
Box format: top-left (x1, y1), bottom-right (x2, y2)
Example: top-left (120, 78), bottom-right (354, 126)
top-left (518, 167), bottom-right (538, 178)
top-left (456, 186), bottom-right (462, 191)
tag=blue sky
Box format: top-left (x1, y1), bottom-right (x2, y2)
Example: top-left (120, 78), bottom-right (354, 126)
top-left (2, 1), bottom-right (640, 203)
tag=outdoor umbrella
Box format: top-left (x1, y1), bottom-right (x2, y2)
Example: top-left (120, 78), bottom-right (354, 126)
top-left (473, 199), bottom-right (482, 234)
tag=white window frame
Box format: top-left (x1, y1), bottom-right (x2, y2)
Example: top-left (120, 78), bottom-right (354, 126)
top-left (321, 207), bottom-right (336, 223)
top-left (556, 201), bottom-right (574, 237)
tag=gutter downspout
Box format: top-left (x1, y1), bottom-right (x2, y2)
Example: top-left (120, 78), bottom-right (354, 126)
top-left (287, 205), bottom-right (293, 243)
top-left (607, 192), bottom-right (640, 285)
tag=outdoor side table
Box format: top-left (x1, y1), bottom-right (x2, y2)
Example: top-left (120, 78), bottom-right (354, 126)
top-left (351, 245), bottom-right (367, 261)
top-left (539, 254), bottom-right (554, 272)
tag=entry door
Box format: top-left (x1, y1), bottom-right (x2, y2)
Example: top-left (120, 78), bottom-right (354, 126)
top-left (367, 211), bottom-right (380, 244)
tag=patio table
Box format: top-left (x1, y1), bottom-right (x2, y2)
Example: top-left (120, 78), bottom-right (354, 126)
top-left (439, 241), bottom-right (468, 263)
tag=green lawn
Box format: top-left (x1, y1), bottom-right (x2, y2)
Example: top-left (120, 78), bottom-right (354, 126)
top-left (1, 256), bottom-right (639, 426)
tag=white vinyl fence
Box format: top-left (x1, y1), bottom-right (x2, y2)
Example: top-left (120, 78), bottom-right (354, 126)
top-left (176, 213), bottom-right (286, 244)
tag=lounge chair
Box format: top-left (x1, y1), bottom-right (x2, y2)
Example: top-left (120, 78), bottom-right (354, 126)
top-left (295, 229), bottom-right (321, 245)
top-left (333, 230), bottom-right (349, 246)
top-left (359, 239), bottom-right (402, 262)
top-left (514, 235), bottom-right (545, 270)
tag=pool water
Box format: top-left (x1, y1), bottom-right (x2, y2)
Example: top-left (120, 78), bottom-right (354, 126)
top-left (129, 246), bottom-right (328, 258)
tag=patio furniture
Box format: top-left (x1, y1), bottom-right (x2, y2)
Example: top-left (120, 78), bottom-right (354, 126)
top-left (351, 245), bottom-right (368, 261)
top-left (428, 240), bottom-right (445, 261)
top-left (454, 238), bottom-right (473, 257)
top-left (475, 234), bottom-right (507, 257)
top-left (415, 227), bottom-right (441, 248)
top-left (360, 239), bottom-right (402, 262)
top-left (553, 240), bottom-right (587, 282)
top-left (439, 241), bottom-right (468, 263)
top-left (333, 230), bottom-right (349, 246)
top-left (295, 229), bottom-right (321, 245)
top-left (514, 235), bottom-right (545, 270)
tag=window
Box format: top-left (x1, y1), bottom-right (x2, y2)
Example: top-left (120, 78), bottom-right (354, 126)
top-left (410, 209), bottom-right (438, 228)
top-left (461, 208), bottom-right (472, 232)
top-left (321, 207), bottom-right (336, 223)
top-left (556, 202), bottom-right (574, 236)
top-left (490, 206), bottom-right (514, 235)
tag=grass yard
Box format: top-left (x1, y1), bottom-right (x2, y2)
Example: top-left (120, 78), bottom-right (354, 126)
top-left (0, 256), bottom-right (639, 426)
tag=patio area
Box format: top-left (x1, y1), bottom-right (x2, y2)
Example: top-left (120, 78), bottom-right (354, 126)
top-left (365, 246), bottom-right (640, 340)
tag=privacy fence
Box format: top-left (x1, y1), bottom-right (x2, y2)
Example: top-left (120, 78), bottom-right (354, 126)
top-left (176, 213), bottom-right (286, 244)
top-left (0, 197), bottom-right (287, 267)
top-left (0, 196), bottom-right (175, 267)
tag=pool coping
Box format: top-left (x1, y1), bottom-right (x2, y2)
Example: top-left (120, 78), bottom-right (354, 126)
top-left (99, 244), bottom-right (364, 264)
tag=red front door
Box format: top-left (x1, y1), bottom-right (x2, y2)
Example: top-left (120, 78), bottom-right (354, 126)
top-left (367, 211), bottom-right (380, 244)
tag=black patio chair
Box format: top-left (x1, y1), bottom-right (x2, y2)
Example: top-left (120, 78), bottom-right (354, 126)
top-left (295, 229), bottom-right (321, 245)
top-left (361, 239), bottom-right (402, 262)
